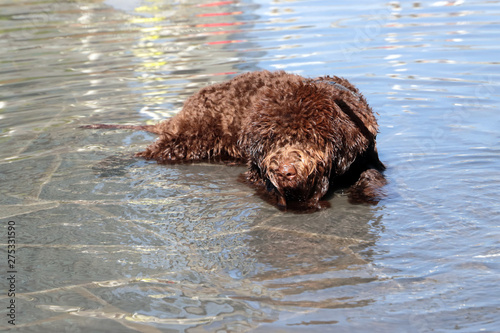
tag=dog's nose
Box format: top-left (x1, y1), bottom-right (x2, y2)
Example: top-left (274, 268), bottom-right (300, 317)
top-left (278, 163), bottom-right (296, 180)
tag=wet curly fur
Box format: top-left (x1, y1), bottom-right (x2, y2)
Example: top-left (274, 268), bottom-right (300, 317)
top-left (83, 70), bottom-right (386, 210)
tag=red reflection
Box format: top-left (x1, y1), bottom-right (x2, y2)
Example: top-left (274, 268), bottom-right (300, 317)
top-left (206, 40), bottom-right (245, 45)
top-left (212, 71), bottom-right (238, 76)
top-left (197, 1), bottom-right (235, 7)
top-left (197, 11), bottom-right (242, 17)
top-left (195, 22), bottom-right (242, 28)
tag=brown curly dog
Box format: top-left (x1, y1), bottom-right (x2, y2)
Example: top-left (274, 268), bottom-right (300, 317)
top-left (82, 70), bottom-right (386, 210)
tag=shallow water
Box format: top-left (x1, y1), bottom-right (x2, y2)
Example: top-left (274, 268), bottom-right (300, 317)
top-left (1, 0), bottom-right (499, 332)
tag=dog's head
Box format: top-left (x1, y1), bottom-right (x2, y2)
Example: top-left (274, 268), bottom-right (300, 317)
top-left (240, 80), bottom-right (344, 208)
top-left (260, 144), bottom-right (330, 208)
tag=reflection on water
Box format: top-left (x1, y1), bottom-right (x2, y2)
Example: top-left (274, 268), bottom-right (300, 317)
top-left (1, 0), bottom-right (499, 332)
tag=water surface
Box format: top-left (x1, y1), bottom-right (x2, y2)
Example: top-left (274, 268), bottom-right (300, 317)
top-left (0, 0), bottom-right (499, 332)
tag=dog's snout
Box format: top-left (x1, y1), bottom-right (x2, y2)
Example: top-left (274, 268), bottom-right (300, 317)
top-left (278, 163), bottom-right (296, 180)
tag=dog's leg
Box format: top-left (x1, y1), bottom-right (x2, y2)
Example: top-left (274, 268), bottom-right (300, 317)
top-left (136, 115), bottom-right (244, 163)
top-left (347, 169), bottom-right (387, 204)
top-left (80, 124), bottom-right (160, 133)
